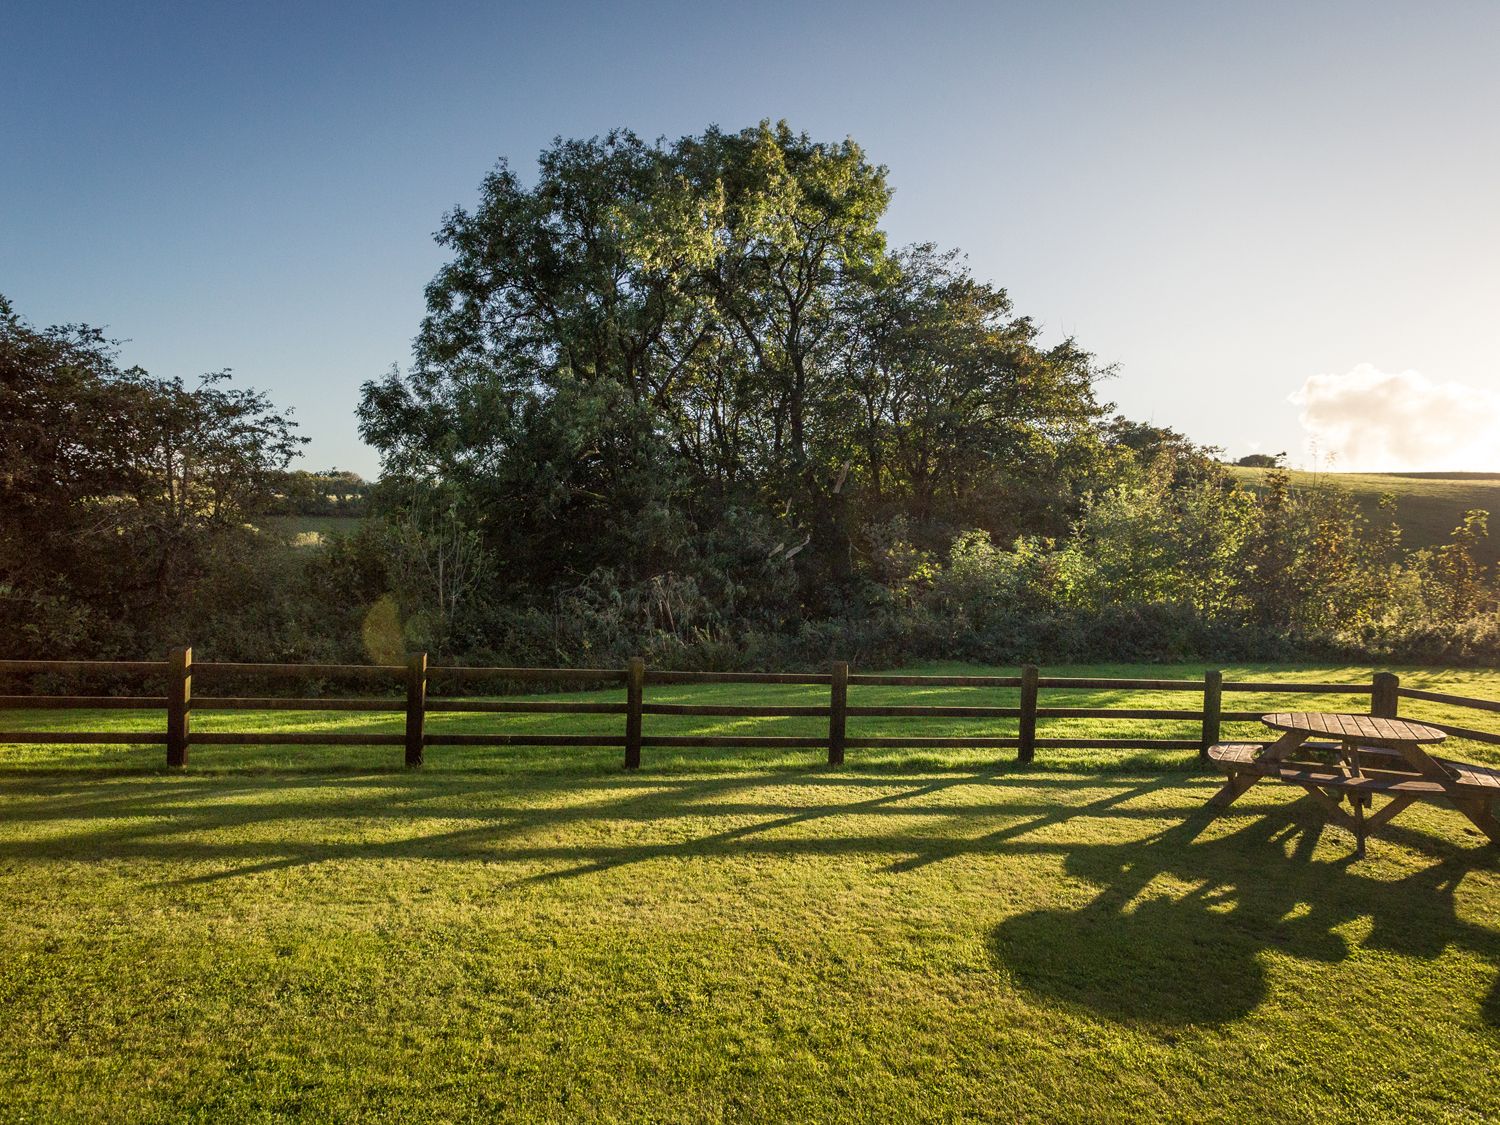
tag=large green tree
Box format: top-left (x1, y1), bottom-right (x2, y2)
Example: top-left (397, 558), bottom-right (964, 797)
top-left (359, 121), bottom-right (1111, 618)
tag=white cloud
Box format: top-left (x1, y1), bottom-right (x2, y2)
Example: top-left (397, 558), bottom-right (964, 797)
top-left (1288, 364), bottom-right (1500, 472)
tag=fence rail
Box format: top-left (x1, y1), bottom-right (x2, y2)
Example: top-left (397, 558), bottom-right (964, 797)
top-left (3, 650), bottom-right (1499, 768)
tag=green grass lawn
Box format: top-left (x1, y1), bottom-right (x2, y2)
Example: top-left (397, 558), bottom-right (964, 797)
top-left (3, 662), bottom-right (1500, 1121)
top-left (1226, 466), bottom-right (1500, 568)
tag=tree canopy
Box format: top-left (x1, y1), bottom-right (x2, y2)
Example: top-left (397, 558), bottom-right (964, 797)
top-left (0, 295), bottom-right (304, 654)
top-left (4, 122), bottom-right (1494, 670)
top-left (359, 122), bottom-right (1111, 611)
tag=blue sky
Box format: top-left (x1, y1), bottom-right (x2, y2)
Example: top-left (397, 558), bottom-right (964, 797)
top-left (5, 1), bottom-right (1499, 475)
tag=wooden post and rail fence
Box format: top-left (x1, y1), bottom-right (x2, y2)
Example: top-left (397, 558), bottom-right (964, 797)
top-left (2, 652), bottom-right (1498, 770)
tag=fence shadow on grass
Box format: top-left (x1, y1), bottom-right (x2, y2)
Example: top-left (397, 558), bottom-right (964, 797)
top-left (0, 768), bottom-right (1193, 876)
top-left (4, 764), bottom-right (1498, 1029)
top-left (990, 800), bottom-right (1500, 1028)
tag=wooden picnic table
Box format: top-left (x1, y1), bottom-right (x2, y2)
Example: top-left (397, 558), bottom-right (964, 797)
top-left (1205, 711), bottom-right (1500, 857)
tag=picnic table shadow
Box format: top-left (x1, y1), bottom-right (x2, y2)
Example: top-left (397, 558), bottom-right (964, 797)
top-left (989, 800), bottom-right (1500, 1028)
top-left (6, 766), bottom-right (1498, 1030)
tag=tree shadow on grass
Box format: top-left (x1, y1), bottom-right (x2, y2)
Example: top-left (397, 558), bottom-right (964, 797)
top-left (6, 764), bottom-right (1499, 1028)
top-left (991, 799), bottom-right (1500, 1028)
top-left (0, 769), bottom-right (1125, 888)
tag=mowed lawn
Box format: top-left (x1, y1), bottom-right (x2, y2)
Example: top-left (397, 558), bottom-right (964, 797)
top-left (3, 663), bottom-right (1500, 1122)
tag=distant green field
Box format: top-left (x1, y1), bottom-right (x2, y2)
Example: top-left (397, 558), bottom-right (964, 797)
top-left (1226, 467), bottom-right (1500, 568)
top-left (260, 515), bottom-right (367, 547)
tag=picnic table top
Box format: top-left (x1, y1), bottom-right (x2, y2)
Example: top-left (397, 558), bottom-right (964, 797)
top-left (1261, 711), bottom-right (1445, 744)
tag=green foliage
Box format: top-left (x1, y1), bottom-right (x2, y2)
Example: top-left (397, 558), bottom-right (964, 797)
top-left (1234, 451), bottom-right (1284, 468)
top-left (264, 469), bottom-right (370, 517)
top-left (9, 118), bottom-right (1500, 672)
top-left (358, 122), bottom-right (1111, 619)
top-left (0, 294), bottom-right (306, 658)
top-left (341, 121), bottom-right (1496, 670)
top-left (1226, 464), bottom-right (1500, 568)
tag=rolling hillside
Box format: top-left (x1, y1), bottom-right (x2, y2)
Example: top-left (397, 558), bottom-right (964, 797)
top-left (261, 515), bottom-right (367, 547)
top-left (1226, 467), bottom-right (1500, 568)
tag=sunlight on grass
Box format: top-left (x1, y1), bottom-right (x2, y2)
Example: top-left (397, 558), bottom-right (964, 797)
top-left (2, 663), bottom-right (1498, 1120)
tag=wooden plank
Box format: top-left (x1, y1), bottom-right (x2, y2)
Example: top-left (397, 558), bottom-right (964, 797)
top-left (1375, 716), bottom-right (1415, 742)
top-left (190, 733), bottom-right (405, 746)
top-left (1375, 739), bottom-right (1457, 785)
top-left (1223, 681), bottom-right (1371, 694)
top-left (1035, 738), bottom-right (1202, 750)
top-left (639, 736), bottom-right (828, 748)
top-left (845, 705), bottom-right (1019, 718)
top-left (647, 670), bottom-right (832, 685)
top-left (1037, 677), bottom-right (1204, 691)
top-left (843, 737), bottom-right (1021, 749)
top-left (432, 700), bottom-right (628, 714)
top-left (166, 646), bottom-right (191, 768)
top-left (1422, 721), bottom-right (1500, 747)
top-left (1261, 712), bottom-right (1445, 743)
top-left (405, 652), bottom-right (426, 768)
top-left (1250, 762), bottom-right (1447, 796)
top-left (1397, 687), bottom-right (1500, 714)
top-left (0, 732), bottom-right (171, 744)
top-left (0, 696), bottom-right (169, 710)
top-left (848, 674), bottom-right (1022, 687)
top-left (1346, 746), bottom-right (1413, 770)
top-left (1365, 795), bottom-right (1417, 833)
top-left (1259, 729), bottom-right (1309, 761)
top-left (624, 657), bottom-right (644, 769)
top-left (1294, 783), bottom-right (1357, 829)
top-left (193, 697), bottom-right (405, 712)
top-left (1037, 707), bottom-right (1205, 720)
top-left (195, 662), bottom-right (404, 679)
top-left (1201, 670), bottom-right (1223, 761)
top-left (1218, 749), bottom-right (1424, 784)
top-left (1371, 671), bottom-right (1400, 719)
top-left (1017, 665), bottom-right (1039, 764)
top-left (1205, 743), bottom-right (1265, 766)
top-left (429, 665), bottom-right (624, 683)
top-left (828, 661), bottom-right (847, 766)
top-left (1446, 761), bottom-right (1500, 789)
top-left (644, 704), bottom-right (828, 717)
top-left (424, 734), bottom-right (628, 747)
top-left (0, 660), bottom-right (167, 675)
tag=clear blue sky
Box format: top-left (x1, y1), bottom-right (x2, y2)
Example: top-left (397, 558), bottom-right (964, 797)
top-left (5, 0), bottom-right (1499, 475)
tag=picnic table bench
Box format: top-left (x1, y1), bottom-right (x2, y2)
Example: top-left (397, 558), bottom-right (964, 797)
top-left (1206, 712), bottom-right (1500, 856)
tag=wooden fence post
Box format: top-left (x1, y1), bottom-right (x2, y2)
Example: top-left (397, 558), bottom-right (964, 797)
top-left (1372, 671), bottom-right (1399, 719)
top-left (625, 657), bottom-right (644, 769)
top-left (828, 660), bottom-right (848, 766)
top-left (166, 646), bottom-right (191, 768)
top-left (1017, 664), bottom-right (1039, 765)
top-left (1200, 670), bottom-right (1223, 761)
top-left (405, 652), bottom-right (427, 767)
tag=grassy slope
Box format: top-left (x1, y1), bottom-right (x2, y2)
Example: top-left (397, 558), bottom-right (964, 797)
top-left (259, 515), bottom-right (367, 547)
top-left (1226, 466), bottom-right (1500, 568)
top-left (3, 662), bottom-right (1500, 1122)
